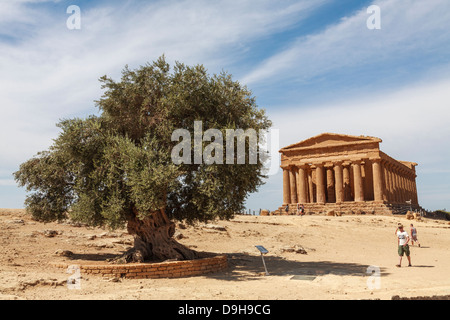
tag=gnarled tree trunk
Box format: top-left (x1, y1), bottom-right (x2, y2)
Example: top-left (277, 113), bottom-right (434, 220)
top-left (115, 207), bottom-right (197, 263)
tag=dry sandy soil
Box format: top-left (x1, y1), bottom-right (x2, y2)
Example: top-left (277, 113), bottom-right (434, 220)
top-left (1, 208), bottom-right (450, 300)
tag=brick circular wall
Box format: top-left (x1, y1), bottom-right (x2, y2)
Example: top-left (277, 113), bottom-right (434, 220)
top-left (51, 255), bottom-right (228, 279)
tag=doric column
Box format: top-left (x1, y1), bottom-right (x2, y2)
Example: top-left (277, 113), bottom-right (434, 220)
top-left (363, 161), bottom-right (374, 201)
top-left (406, 174), bottom-right (413, 203)
top-left (399, 170), bottom-right (407, 203)
top-left (404, 174), bottom-right (410, 203)
top-left (289, 166), bottom-right (297, 204)
top-left (315, 164), bottom-right (326, 204)
top-left (412, 175), bottom-right (419, 205)
top-left (401, 170), bottom-right (408, 203)
top-left (390, 165), bottom-right (397, 202)
top-left (404, 174), bottom-right (411, 203)
top-left (392, 166), bottom-right (400, 203)
top-left (326, 165), bottom-right (336, 203)
top-left (334, 162), bottom-right (344, 203)
top-left (352, 160), bottom-right (364, 202)
top-left (343, 164), bottom-right (352, 201)
top-left (384, 162), bottom-right (393, 202)
top-left (381, 161), bottom-right (388, 202)
top-left (297, 165), bottom-right (308, 204)
top-left (372, 159), bottom-right (384, 202)
top-left (282, 167), bottom-right (291, 205)
top-left (410, 175), bottom-right (416, 203)
top-left (411, 174), bottom-right (418, 205)
top-left (307, 168), bottom-right (314, 203)
top-left (395, 168), bottom-right (403, 203)
top-left (382, 161), bottom-right (390, 201)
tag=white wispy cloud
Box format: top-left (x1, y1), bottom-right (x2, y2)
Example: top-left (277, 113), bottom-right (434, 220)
top-left (0, 0), bottom-right (60, 33)
top-left (240, 0), bottom-right (450, 212)
top-left (0, 0), bottom-right (326, 183)
top-left (255, 77), bottom-right (450, 211)
top-left (269, 78), bottom-right (450, 160)
top-left (0, 179), bottom-right (17, 186)
top-left (2, 0), bottom-right (449, 211)
top-left (242, 0), bottom-right (450, 86)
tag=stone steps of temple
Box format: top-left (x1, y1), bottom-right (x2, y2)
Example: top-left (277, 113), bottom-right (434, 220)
top-left (273, 202), bottom-right (422, 216)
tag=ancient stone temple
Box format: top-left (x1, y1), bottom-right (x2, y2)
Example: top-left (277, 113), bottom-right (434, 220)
top-left (277, 133), bottom-right (420, 215)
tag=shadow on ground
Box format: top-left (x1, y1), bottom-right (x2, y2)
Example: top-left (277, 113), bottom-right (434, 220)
top-left (209, 253), bottom-right (390, 281)
top-left (63, 250), bottom-right (390, 282)
top-left (67, 253), bottom-right (118, 262)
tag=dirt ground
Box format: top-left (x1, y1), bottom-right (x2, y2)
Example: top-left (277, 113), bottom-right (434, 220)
top-left (1, 208), bottom-right (450, 300)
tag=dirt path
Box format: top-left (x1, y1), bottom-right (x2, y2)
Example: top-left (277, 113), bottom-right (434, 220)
top-left (1, 208), bottom-right (450, 300)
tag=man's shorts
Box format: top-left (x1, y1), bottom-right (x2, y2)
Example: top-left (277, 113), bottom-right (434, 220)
top-left (398, 244), bottom-right (410, 256)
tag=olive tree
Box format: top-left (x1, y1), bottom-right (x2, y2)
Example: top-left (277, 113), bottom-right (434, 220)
top-left (14, 56), bottom-right (271, 263)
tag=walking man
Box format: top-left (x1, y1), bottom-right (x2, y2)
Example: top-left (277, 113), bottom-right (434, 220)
top-left (396, 224), bottom-right (412, 267)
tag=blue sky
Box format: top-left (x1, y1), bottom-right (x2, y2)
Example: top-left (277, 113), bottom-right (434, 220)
top-left (1, 0), bottom-right (449, 212)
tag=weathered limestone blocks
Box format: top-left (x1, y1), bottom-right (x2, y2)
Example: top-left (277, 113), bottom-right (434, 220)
top-left (50, 255), bottom-right (228, 279)
top-left (279, 133), bottom-right (420, 215)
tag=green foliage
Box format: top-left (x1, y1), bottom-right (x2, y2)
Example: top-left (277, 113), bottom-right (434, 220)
top-left (435, 210), bottom-right (450, 221)
top-left (14, 56), bottom-right (271, 229)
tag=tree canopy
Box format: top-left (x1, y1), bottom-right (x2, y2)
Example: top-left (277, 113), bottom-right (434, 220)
top-left (14, 56), bottom-right (272, 261)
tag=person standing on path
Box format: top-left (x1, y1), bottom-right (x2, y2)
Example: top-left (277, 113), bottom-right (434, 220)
top-left (410, 224), bottom-right (421, 247)
top-left (396, 224), bottom-right (412, 267)
top-left (296, 203), bottom-right (305, 216)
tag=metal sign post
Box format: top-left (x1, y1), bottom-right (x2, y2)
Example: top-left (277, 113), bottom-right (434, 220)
top-left (255, 245), bottom-right (269, 276)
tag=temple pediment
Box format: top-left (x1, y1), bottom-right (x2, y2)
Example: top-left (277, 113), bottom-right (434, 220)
top-left (280, 133), bottom-right (381, 152)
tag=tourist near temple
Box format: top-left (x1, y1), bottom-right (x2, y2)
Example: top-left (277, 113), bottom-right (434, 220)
top-left (277, 133), bottom-right (420, 215)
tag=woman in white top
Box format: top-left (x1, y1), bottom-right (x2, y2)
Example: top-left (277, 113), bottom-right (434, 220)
top-left (410, 224), bottom-right (421, 247)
